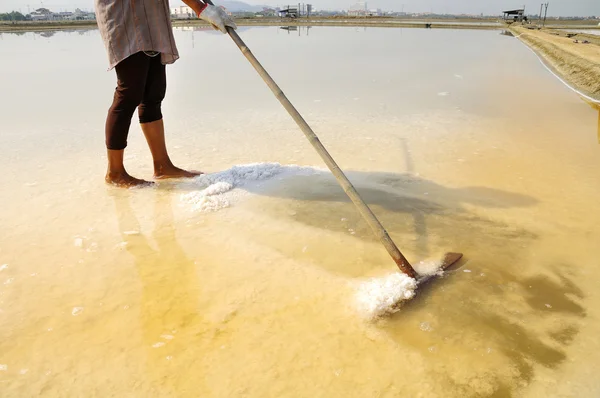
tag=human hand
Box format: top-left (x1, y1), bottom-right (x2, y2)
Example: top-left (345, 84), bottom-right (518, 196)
top-left (198, 4), bottom-right (237, 34)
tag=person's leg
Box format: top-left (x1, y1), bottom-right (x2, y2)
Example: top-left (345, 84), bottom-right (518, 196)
top-left (139, 55), bottom-right (202, 179)
top-left (105, 52), bottom-right (153, 187)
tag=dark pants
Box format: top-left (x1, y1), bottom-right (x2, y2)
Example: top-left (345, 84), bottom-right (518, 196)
top-left (105, 52), bottom-right (166, 150)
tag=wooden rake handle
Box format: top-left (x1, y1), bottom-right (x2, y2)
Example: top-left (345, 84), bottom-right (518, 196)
top-left (201, 4), bottom-right (418, 278)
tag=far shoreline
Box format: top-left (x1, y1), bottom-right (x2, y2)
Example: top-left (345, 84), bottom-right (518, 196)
top-left (1, 16), bottom-right (599, 33)
top-left (3, 17), bottom-right (599, 103)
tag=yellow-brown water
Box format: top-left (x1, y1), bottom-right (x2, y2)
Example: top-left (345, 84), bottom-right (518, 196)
top-left (1, 27), bottom-right (599, 397)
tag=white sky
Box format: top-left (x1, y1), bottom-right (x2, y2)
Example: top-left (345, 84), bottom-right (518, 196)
top-left (1, 0), bottom-right (598, 17)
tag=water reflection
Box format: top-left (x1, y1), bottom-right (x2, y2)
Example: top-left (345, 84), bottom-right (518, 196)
top-left (279, 26), bottom-right (311, 36)
top-left (0, 28), bottom-right (95, 39)
top-left (112, 190), bottom-right (205, 395)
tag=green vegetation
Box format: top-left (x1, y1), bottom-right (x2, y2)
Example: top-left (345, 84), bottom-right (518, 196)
top-left (0, 12), bottom-right (28, 21)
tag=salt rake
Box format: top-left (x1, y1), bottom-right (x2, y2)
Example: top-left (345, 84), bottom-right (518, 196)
top-left (208, 4), bottom-right (463, 283)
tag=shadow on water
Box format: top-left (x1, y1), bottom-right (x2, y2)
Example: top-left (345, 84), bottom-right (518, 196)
top-left (169, 149), bottom-right (539, 279)
top-left (170, 162), bottom-right (539, 279)
top-left (111, 190), bottom-right (206, 396)
top-left (396, 262), bottom-right (586, 397)
top-left (242, 168), bottom-right (539, 271)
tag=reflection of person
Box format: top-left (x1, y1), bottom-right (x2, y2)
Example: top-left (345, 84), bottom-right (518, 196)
top-left (112, 191), bottom-right (203, 393)
top-left (95, 0), bottom-right (237, 187)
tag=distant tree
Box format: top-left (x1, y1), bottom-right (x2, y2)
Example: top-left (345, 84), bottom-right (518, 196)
top-left (0, 11), bottom-right (27, 21)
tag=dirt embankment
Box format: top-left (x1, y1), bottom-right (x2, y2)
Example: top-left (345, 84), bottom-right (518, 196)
top-left (510, 25), bottom-right (600, 101)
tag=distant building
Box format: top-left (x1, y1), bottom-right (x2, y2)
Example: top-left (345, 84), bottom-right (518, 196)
top-left (347, 1), bottom-right (368, 16)
top-left (502, 8), bottom-right (525, 23)
top-left (171, 6), bottom-right (196, 19)
top-left (28, 8), bottom-right (94, 21)
top-left (71, 8), bottom-right (96, 20)
top-left (55, 12), bottom-right (73, 19)
top-left (279, 6), bottom-right (299, 18)
top-left (30, 8), bottom-right (53, 21)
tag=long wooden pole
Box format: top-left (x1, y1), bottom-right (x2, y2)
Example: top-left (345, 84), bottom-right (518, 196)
top-left (204, 6), bottom-right (418, 278)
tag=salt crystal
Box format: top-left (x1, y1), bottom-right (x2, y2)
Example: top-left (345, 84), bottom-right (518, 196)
top-left (420, 322), bottom-right (433, 332)
top-left (0, 264), bottom-right (7, 271)
top-left (123, 231), bottom-right (140, 236)
top-left (161, 334), bottom-right (174, 340)
top-left (74, 238), bottom-right (84, 248)
top-left (0, 364), bottom-right (7, 371)
top-left (20, 369), bottom-right (28, 374)
top-left (72, 307), bottom-right (84, 316)
top-left (463, 269), bottom-right (472, 273)
top-left (545, 304), bottom-right (553, 309)
top-left (152, 342), bottom-right (165, 348)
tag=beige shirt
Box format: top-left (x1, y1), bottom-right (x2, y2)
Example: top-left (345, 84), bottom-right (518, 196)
top-left (95, 0), bottom-right (180, 70)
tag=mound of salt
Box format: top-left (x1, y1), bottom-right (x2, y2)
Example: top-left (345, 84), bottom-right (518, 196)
top-left (355, 272), bottom-right (418, 320)
top-left (181, 163), bottom-right (284, 212)
top-left (180, 162), bottom-right (320, 212)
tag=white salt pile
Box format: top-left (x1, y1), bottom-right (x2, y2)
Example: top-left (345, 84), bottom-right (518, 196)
top-left (355, 272), bottom-right (418, 320)
top-left (181, 163), bottom-right (283, 212)
top-left (181, 162), bottom-right (316, 212)
top-left (355, 260), bottom-right (445, 320)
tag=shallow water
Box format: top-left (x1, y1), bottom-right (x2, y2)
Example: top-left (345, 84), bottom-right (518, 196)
top-left (1, 27), bottom-right (600, 397)
top-left (565, 29), bottom-right (600, 36)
